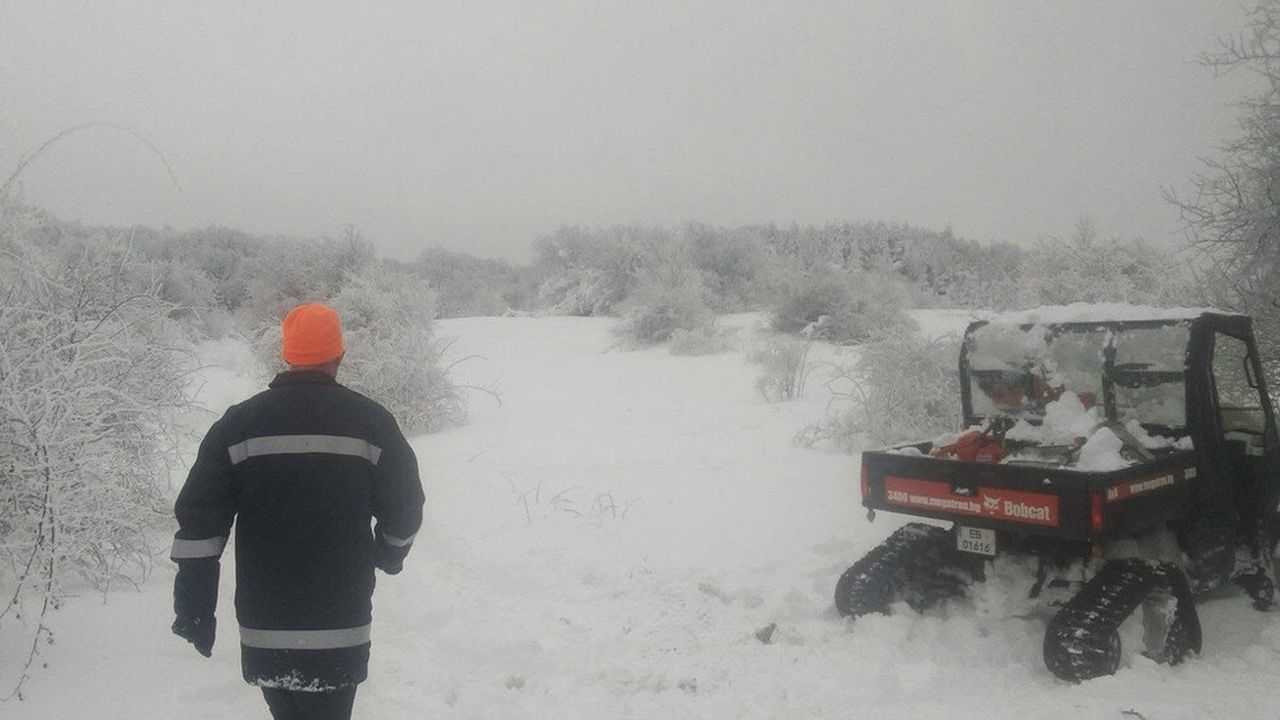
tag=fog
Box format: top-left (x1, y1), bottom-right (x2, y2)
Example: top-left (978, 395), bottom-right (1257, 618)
top-left (0, 1), bottom-right (1261, 260)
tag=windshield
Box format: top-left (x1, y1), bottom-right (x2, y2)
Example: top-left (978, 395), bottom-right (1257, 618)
top-left (964, 321), bottom-right (1190, 429)
top-left (1111, 324), bottom-right (1190, 428)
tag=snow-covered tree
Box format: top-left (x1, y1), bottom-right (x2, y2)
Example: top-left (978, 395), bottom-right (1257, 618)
top-left (1027, 218), bottom-right (1184, 306)
top-left (1171, 1), bottom-right (1280, 386)
top-left (0, 214), bottom-right (193, 694)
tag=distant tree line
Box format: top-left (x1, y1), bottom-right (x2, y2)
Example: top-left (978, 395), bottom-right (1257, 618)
top-left (13, 205), bottom-right (1191, 346)
top-left (527, 218), bottom-right (1191, 347)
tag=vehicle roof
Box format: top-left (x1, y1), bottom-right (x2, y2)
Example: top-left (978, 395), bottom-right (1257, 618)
top-left (979, 303), bottom-right (1244, 327)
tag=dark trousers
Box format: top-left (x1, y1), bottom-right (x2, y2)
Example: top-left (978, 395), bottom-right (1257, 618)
top-left (261, 686), bottom-right (357, 720)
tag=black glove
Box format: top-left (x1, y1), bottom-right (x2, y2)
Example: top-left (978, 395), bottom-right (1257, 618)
top-left (374, 536), bottom-right (406, 575)
top-left (172, 615), bottom-right (215, 657)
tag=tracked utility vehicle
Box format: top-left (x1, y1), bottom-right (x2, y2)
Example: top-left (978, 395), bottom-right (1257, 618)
top-left (835, 306), bottom-right (1280, 681)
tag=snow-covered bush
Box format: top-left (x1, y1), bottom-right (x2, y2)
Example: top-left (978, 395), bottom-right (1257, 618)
top-left (413, 247), bottom-right (532, 317)
top-left (241, 230), bottom-right (375, 322)
top-left (772, 278), bottom-right (846, 335)
top-left (165, 225), bottom-right (258, 312)
top-left (668, 325), bottom-right (734, 356)
top-left (253, 264), bottom-right (465, 435)
top-left (533, 226), bottom-right (648, 316)
top-left (533, 223), bottom-right (778, 317)
top-left (772, 272), bottom-right (917, 343)
top-left (333, 267), bottom-right (465, 434)
top-left (0, 225), bottom-right (194, 688)
top-left (615, 263), bottom-right (714, 347)
top-left (749, 337), bottom-right (814, 402)
top-left (924, 243), bottom-right (1037, 311)
top-left (1024, 220), bottom-right (1189, 307)
top-left (797, 329), bottom-right (960, 450)
top-left (537, 266), bottom-right (631, 316)
top-left (683, 222), bottom-right (779, 311)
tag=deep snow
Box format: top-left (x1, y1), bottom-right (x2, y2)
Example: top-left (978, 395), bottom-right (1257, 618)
top-left (3, 312), bottom-right (1279, 719)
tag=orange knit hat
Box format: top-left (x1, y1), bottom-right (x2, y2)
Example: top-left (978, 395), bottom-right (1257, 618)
top-left (281, 304), bottom-right (345, 366)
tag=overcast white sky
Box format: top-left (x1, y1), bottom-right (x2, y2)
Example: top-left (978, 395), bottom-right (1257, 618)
top-left (0, 1), bottom-right (1263, 261)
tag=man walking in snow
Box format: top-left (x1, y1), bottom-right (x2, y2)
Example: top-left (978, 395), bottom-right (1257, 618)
top-left (169, 303), bottom-right (425, 720)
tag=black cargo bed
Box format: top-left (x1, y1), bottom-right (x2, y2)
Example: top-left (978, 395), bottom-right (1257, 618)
top-left (860, 447), bottom-right (1199, 542)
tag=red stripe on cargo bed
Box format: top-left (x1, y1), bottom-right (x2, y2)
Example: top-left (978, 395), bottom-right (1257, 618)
top-left (1104, 472), bottom-right (1178, 503)
top-left (883, 476), bottom-right (1060, 527)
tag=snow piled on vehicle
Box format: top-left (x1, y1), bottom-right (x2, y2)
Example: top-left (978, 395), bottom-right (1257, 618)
top-left (985, 303), bottom-right (1240, 325)
top-left (1004, 392), bottom-right (1103, 446)
top-left (1073, 426), bottom-right (1131, 472)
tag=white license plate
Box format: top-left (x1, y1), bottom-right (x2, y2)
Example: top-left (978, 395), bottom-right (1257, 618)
top-left (956, 526), bottom-right (996, 556)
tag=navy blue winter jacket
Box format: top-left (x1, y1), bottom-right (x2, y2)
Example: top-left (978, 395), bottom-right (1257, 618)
top-left (171, 370), bottom-right (424, 690)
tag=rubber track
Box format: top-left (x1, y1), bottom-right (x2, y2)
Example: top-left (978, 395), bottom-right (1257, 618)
top-left (1043, 559), bottom-right (1201, 682)
top-left (834, 523), bottom-right (957, 618)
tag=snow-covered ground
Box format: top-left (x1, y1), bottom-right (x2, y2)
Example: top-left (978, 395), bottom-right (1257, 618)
top-left (4, 312), bottom-right (1280, 719)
